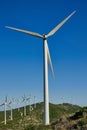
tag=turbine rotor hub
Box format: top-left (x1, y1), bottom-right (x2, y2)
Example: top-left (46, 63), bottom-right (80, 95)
top-left (43, 34), bottom-right (47, 40)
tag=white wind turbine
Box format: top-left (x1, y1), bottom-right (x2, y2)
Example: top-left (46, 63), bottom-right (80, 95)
top-left (15, 98), bottom-right (21, 111)
top-left (0, 96), bottom-right (8, 125)
top-left (22, 95), bottom-right (29, 116)
top-left (34, 96), bottom-right (36, 109)
top-left (28, 94), bottom-right (32, 112)
top-left (5, 11), bottom-right (76, 125)
top-left (8, 98), bottom-right (15, 120)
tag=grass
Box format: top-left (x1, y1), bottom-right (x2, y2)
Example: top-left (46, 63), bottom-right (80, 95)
top-left (0, 102), bottom-right (81, 130)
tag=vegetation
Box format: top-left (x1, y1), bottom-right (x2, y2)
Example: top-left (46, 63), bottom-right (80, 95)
top-left (0, 102), bottom-right (86, 130)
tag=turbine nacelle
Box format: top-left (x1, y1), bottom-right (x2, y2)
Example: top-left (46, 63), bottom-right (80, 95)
top-left (43, 34), bottom-right (47, 40)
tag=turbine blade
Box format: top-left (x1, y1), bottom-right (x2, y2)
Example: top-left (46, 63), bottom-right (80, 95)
top-left (0, 103), bottom-right (4, 106)
top-left (8, 102), bottom-right (11, 105)
top-left (47, 44), bottom-right (54, 78)
top-left (5, 26), bottom-right (43, 39)
top-left (46, 11), bottom-right (76, 38)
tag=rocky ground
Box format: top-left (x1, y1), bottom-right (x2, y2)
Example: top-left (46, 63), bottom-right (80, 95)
top-left (51, 107), bottom-right (87, 130)
top-left (51, 116), bottom-right (87, 130)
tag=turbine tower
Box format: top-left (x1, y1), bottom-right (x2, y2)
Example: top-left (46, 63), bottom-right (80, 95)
top-left (5, 11), bottom-right (76, 125)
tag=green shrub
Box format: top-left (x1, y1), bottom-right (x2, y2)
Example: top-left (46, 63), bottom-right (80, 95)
top-left (78, 118), bottom-right (87, 127)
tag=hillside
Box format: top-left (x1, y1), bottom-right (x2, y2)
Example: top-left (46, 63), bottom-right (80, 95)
top-left (0, 102), bottom-right (84, 130)
top-left (51, 106), bottom-right (87, 130)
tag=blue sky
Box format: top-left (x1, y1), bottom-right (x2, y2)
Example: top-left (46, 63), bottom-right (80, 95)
top-left (0, 0), bottom-right (87, 106)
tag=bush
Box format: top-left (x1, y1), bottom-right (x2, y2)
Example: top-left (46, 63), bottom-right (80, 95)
top-left (25, 124), bottom-right (51, 130)
top-left (78, 119), bottom-right (86, 126)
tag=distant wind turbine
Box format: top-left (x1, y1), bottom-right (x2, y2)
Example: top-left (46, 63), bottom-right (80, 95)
top-left (8, 98), bottom-right (15, 120)
top-left (0, 96), bottom-right (8, 125)
top-left (34, 96), bottom-right (36, 109)
top-left (15, 98), bottom-right (21, 111)
top-left (28, 95), bottom-right (32, 112)
top-left (5, 11), bottom-right (76, 125)
top-left (22, 94), bottom-right (29, 116)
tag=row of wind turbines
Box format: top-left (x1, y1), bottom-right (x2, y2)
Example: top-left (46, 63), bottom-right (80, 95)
top-left (2, 10), bottom-right (76, 125)
top-left (0, 95), bottom-right (36, 125)
top-left (0, 94), bottom-right (74, 125)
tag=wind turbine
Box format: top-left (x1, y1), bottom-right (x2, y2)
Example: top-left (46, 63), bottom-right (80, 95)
top-left (28, 94), bottom-right (32, 112)
top-left (15, 98), bottom-right (21, 111)
top-left (34, 96), bottom-right (36, 109)
top-left (5, 11), bottom-right (76, 125)
top-left (0, 96), bottom-right (8, 125)
top-left (8, 98), bottom-right (15, 120)
top-left (22, 94), bottom-right (29, 116)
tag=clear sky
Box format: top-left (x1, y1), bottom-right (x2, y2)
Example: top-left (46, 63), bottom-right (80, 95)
top-left (0, 0), bottom-right (87, 106)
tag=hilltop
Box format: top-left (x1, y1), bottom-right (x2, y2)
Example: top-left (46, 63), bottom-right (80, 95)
top-left (0, 102), bottom-right (87, 130)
